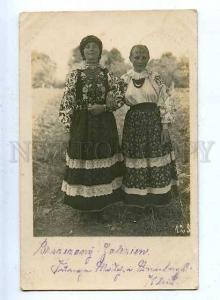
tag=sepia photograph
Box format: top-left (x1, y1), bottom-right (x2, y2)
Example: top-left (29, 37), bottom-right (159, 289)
top-left (20, 10), bottom-right (198, 290)
top-left (30, 12), bottom-right (192, 237)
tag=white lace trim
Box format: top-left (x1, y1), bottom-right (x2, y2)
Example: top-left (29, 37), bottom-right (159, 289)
top-left (122, 180), bottom-right (178, 195)
top-left (62, 177), bottom-right (123, 198)
top-left (125, 151), bottom-right (176, 169)
top-left (126, 69), bottom-right (150, 80)
top-left (76, 61), bottom-right (105, 70)
top-left (66, 153), bottom-right (124, 169)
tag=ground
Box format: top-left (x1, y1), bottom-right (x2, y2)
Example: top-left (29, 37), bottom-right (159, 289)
top-left (32, 88), bottom-right (190, 236)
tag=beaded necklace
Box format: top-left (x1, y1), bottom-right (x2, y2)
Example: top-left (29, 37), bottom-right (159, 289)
top-left (132, 78), bottom-right (145, 88)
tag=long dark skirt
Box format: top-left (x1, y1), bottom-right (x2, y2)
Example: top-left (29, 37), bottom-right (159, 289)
top-left (62, 110), bottom-right (124, 211)
top-left (121, 103), bottom-right (178, 208)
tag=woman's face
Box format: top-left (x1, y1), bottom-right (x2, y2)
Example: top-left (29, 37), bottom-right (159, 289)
top-left (83, 42), bottom-right (100, 63)
top-left (130, 47), bottom-right (149, 72)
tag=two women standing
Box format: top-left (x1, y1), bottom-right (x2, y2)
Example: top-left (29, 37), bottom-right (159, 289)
top-left (59, 35), bottom-right (178, 214)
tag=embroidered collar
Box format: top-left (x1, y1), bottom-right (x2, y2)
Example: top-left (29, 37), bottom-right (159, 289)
top-left (127, 69), bottom-right (150, 80)
top-left (77, 61), bottom-right (104, 70)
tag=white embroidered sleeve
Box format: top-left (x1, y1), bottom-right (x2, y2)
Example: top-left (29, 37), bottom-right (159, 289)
top-left (154, 74), bottom-right (175, 124)
top-left (59, 70), bottom-right (77, 132)
top-left (106, 71), bottom-right (126, 111)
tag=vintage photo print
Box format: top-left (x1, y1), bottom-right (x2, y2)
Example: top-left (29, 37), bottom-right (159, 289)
top-left (20, 10), bottom-right (198, 290)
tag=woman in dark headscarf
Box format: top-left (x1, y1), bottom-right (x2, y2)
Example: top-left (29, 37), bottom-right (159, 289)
top-left (59, 35), bottom-right (125, 212)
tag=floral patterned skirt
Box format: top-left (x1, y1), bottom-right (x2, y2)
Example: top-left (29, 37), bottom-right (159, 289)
top-left (61, 110), bottom-right (124, 211)
top-left (122, 103), bottom-right (178, 207)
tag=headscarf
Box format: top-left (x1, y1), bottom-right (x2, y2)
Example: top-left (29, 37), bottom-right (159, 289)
top-left (129, 45), bottom-right (150, 61)
top-left (79, 35), bottom-right (103, 60)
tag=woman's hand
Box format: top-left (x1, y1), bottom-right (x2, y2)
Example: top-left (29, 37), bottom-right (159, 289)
top-left (88, 104), bottom-right (106, 116)
top-left (106, 93), bottom-right (118, 111)
top-left (161, 128), bottom-right (170, 145)
top-left (62, 130), bottom-right (70, 144)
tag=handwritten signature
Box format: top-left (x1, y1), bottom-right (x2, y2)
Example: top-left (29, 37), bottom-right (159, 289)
top-left (33, 239), bottom-right (193, 286)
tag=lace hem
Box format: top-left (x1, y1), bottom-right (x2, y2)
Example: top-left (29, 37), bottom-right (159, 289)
top-left (66, 153), bottom-right (124, 169)
top-left (122, 180), bottom-right (178, 195)
top-left (125, 151), bottom-right (175, 169)
top-left (62, 177), bottom-right (123, 198)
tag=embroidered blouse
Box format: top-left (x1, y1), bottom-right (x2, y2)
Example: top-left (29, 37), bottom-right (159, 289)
top-left (59, 62), bottom-right (125, 131)
top-left (121, 69), bottom-right (175, 124)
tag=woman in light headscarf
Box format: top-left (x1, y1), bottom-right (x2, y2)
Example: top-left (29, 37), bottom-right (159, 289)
top-left (121, 45), bottom-right (178, 208)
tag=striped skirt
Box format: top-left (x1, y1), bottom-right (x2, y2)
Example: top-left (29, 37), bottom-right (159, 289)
top-left (121, 103), bottom-right (178, 207)
top-left (61, 110), bottom-right (124, 211)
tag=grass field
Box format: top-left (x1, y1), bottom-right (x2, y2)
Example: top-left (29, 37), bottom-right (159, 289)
top-left (33, 88), bottom-right (190, 236)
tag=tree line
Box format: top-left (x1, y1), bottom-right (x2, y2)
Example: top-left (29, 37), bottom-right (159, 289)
top-left (32, 47), bottom-right (189, 89)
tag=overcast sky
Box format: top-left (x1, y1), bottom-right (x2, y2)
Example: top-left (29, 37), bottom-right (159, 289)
top-left (29, 11), bottom-right (195, 80)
